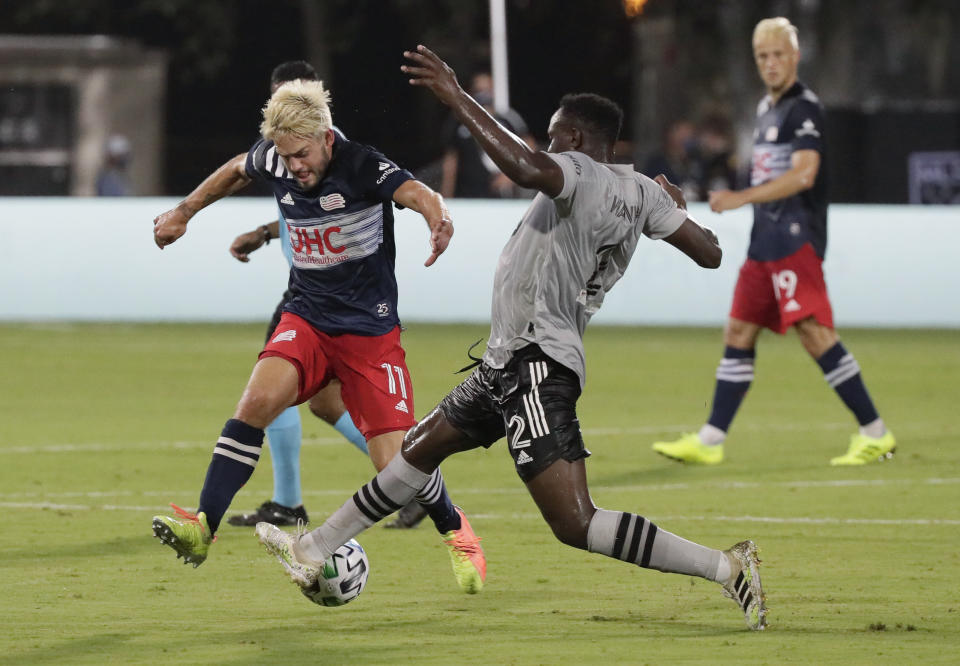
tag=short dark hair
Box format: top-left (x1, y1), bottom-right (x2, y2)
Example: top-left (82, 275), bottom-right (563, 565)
top-left (270, 60), bottom-right (319, 86)
top-left (558, 93), bottom-right (623, 146)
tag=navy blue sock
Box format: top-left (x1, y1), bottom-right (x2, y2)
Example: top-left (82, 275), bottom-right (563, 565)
top-left (816, 342), bottom-right (879, 426)
top-left (198, 419), bottom-right (264, 534)
top-left (416, 469), bottom-right (461, 533)
top-left (706, 346), bottom-right (755, 433)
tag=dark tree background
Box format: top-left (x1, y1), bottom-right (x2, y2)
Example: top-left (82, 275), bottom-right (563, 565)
top-left (0, 0), bottom-right (633, 194)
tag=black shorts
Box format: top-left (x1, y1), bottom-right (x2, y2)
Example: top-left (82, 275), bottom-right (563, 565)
top-left (439, 344), bottom-right (590, 482)
top-left (264, 289), bottom-right (295, 344)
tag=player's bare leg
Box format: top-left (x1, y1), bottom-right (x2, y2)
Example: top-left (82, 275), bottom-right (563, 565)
top-left (524, 457), bottom-right (767, 629)
top-left (653, 317), bottom-right (761, 464)
top-left (234, 357), bottom-right (301, 427)
top-left (795, 316), bottom-right (895, 464)
top-left (153, 357), bottom-right (300, 565)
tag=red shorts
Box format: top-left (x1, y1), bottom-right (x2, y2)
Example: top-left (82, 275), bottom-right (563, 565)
top-left (730, 243), bottom-right (834, 334)
top-left (260, 312), bottom-right (416, 439)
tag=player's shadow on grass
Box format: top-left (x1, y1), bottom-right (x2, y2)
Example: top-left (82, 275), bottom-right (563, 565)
top-left (3, 534), bottom-right (152, 563)
top-left (1, 632), bottom-right (133, 664)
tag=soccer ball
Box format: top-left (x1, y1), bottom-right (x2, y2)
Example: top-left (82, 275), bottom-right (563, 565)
top-left (300, 539), bottom-right (370, 607)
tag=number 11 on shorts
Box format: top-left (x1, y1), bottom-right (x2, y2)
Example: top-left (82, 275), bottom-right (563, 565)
top-left (380, 363), bottom-right (408, 398)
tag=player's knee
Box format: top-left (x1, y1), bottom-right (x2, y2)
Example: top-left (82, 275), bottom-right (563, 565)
top-left (307, 397), bottom-right (341, 425)
top-left (795, 317), bottom-right (836, 357)
top-left (724, 319), bottom-right (758, 348)
top-left (547, 516), bottom-right (590, 550)
top-left (234, 391), bottom-right (289, 429)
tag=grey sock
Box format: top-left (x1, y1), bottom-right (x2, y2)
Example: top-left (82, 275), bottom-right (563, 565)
top-left (298, 453), bottom-right (430, 562)
top-left (587, 508), bottom-right (726, 582)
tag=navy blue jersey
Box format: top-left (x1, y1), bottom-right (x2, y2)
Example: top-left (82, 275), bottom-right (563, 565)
top-left (748, 81), bottom-right (828, 261)
top-left (245, 132), bottom-right (414, 335)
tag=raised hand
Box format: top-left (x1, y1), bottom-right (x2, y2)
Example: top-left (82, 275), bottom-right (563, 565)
top-left (401, 45), bottom-right (463, 106)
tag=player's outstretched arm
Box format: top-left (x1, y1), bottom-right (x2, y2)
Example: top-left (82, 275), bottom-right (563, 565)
top-left (401, 45), bottom-right (562, 197)
top-left (709, 149), bottom-right (820, 213)
top-left (230, 221), bottom-right (279, 262)
top-left (652, 173), bottom-right (720, 268)
top-left (392, 179), bottom-right (454, 267)
top-left (664, 219), bottom-right (722, 268)
top-left (153, 153), bottom-right (251, 249)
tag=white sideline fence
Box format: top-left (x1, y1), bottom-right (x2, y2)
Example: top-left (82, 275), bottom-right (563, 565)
top-left (1, 198), bottom-right (957, 327)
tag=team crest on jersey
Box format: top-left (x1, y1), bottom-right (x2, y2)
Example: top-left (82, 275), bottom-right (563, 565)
top-left (765, 126), bottom-right (778, 142)
top-left (318, 193), bottom-right (346, 211)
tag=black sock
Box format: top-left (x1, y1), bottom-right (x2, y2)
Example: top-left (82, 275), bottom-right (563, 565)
top-left (706, 346), bottom-right (755, 432)
top-left (817, 342), bottom-right (879, 426)
top-left (198, 419), bottom-right (264, 533)
top-left (416, 469), bottom-right (461, 533)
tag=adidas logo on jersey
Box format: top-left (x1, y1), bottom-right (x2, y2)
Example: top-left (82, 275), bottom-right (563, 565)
top-left (784, 299), bottom-right (801, 312)
top-left (378, 162), bottom-right (390, 171)
top-left (271, 330), bottom-right (297, 343)
top-left (318, 192), bottom-right (346, 211)
top-left (516, 450), bottom-right (534, 465)
top-left (280, 192), bottom-right (295, 206)
top-left (395, 399), bottom-right (409, 413)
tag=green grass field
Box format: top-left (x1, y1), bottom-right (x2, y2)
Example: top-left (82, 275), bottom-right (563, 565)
top-left (1, 322), bottom-right (958, 664)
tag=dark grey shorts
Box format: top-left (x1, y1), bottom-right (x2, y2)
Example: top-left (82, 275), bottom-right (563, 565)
top-left (439, 344), bottom-right (590, 482)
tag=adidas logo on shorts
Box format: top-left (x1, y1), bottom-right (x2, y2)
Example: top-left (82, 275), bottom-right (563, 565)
top-left (516, 450), bottom-right (534, 465)
top-left (395, 400), bottom-right (409, 413)
top-left (271, 330), bottom-right (297, 344)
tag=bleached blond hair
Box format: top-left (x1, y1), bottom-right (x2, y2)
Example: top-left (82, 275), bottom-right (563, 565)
top-left (260, 79), bottom-right (333, 140)
top-left (753, 17), bottom-right (799, 52)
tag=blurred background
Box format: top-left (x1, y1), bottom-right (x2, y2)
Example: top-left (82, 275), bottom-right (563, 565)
top-left (1, 0), bottom-right (958, 203)
top-left (1, 0), bottom-right (958, 327)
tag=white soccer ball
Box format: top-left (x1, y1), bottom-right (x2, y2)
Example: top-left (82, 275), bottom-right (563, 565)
top-left (300, 539), bottom-right (370, 607)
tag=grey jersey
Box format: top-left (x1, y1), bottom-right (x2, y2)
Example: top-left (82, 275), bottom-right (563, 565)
top-left (483, 151), bottom-right (687, 387)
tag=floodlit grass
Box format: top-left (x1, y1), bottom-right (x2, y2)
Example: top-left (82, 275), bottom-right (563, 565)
top-left (1, 323), bottom-right (958, 664)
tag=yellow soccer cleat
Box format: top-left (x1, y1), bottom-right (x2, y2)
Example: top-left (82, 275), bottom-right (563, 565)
top-left (152, 504), bottom-right (213, 568)
top-left (652, 432), bottom-right (724, 465)
top-left (442, 507), bottom-right (486, 594)
top-left (830, 431), bottom-right (896, 466)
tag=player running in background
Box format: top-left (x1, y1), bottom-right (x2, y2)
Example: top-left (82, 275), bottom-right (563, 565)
top-left (151, 77), bottom-right (485, 593)
top-left (224, 60), bottom-right (427, 530)
top-left (652, 17), bottom-right (895, 467)
top-left (257, 45), bottom-right (767, 630)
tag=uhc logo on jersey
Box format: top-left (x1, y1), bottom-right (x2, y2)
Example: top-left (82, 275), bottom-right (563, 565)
top-left (285, 203), bottom-right (385, 271)
top-left (318, 193), bottom-right (346, 211)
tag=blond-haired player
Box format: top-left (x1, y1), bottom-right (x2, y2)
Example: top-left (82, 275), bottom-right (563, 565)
top-left (150, 77), bottom-right (486, 593)
top-left (653, 17), bottom-right (895, 466)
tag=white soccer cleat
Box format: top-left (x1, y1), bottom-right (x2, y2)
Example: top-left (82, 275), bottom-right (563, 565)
top-left (722, 540), bottom-right (768, 630)
top-left (255, 521), bottom-right (321, 589)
